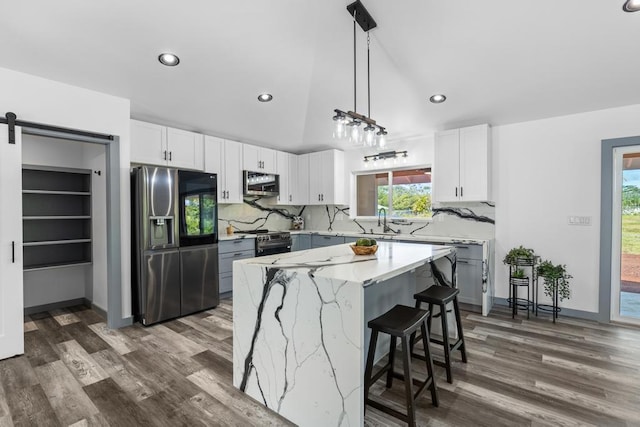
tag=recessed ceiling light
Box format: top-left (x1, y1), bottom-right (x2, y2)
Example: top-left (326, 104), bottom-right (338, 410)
top-left (429, 94), bottom-right (447, 104)
top-left (158, 53), bottom-right (180, 66)
top-left (623, 0), bottom-right (640, 11)
top-left (258, 93), bottom-right (273, 102)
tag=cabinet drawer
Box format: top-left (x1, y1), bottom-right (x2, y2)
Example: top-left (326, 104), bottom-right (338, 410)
top-left (219, 238), bottom-right (255, 254)
top-left (454, 244), bottom-right (482, 260)
top-left (219, 273), bottom-right (233, 294)
top-left (311, 235), bottom-right (345, 248)
top-left (219, 250), bottom-right (254, 274)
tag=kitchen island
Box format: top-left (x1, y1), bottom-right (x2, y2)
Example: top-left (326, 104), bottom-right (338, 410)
top-left (232, 241), bottom-right (456, 426)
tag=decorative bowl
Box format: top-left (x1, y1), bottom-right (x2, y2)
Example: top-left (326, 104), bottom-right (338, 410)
top-left (350, 244), bottom-right (378, 255)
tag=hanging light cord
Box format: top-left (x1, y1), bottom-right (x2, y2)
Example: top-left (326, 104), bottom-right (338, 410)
top-left (367, 32), bottom-right (371, 119)
top-left (353, 11), bottom-right (357, 113)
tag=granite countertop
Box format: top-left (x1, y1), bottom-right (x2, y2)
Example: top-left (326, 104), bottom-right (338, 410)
top-left (235, 241), bottom-right (455, 286)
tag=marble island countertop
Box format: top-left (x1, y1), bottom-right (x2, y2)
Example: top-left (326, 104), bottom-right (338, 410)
top-left (236, 241), bottom-right (455, 286)
top-left (220, 229), bottom-right (490, 245)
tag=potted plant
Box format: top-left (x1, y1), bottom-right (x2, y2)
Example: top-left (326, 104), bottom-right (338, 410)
top-left (511, 268), bottom-right (526, 279)
top-left (503, 246), bottom-right (536, 266)
top-left (536, 260), bottom-right (572, 301)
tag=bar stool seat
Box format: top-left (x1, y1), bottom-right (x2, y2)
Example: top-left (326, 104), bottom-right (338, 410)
top-left (411, 285), bottom-right (467, 384)
top-left (365, 304), bottom-right (438, 427)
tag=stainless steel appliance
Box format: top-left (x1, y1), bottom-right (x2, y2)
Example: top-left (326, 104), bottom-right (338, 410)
top-left (243, 170), bottom-right (279, 197)
top-left (132, 166), bottom-right (219, 326)
top-left (236, 230), bottom-right (292, 256)
top-left (178, 170), bottom-right (219, 315)
top-left (131, 166), bottom-right (181, 325)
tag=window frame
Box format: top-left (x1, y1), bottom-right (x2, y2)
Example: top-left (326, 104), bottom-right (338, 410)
top-left (351, 164), bottom-right (433, 221)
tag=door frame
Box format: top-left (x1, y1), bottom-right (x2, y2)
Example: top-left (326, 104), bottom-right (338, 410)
top-left (600, 135), bottom-right (640, 323)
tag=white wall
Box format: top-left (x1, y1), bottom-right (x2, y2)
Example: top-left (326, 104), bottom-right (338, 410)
top-left (83, 143), bottom-right (107, 309)
top-left (0, 67), bottom-right (131, 319)
top-left (493, 104), bottom-right (640, 313)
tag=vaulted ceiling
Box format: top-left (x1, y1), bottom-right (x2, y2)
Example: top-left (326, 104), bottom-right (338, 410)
top-left (1, 1), bottom-right (639, 153)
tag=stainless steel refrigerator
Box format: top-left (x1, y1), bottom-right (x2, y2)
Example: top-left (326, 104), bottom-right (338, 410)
top-left (132, 166), bottom-right (219, 326)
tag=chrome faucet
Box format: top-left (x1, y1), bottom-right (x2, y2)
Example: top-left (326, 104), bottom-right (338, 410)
top-left (378, 208), bottom-right (391, 233)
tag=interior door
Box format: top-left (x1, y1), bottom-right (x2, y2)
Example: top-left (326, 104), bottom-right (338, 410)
top-left (0, 124), bottom-right (24, 360)
top-left (611, 146), bottom-right (640, 325)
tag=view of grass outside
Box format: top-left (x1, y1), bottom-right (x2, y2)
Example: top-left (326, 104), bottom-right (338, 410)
top-left (622, 185), bottom-right (640, 254)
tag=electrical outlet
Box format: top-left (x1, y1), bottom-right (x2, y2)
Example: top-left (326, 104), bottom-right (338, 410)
top-left (568, 216), bottom-right (591, 226)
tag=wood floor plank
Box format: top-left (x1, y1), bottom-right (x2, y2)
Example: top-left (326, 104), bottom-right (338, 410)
top-left (87, 323), bottom-right (136, 355)
top-left (62, 322), bottom-right (110, 355)
top-left (50, 309), bottom-right (81, 326)
top-left (0, 357), bottom-right (39, 391)
top-left (0, 382), bottom-right (11, 421)
top-left (57, 340), bottom-right (109, 387)
top-left (187, 368), bottom-right (295, 426)
top-left (91, 349), bottom-right (154, 402)
top-left (23, 330), bottom-right (59, 368)
top-left (144, 324), bottom-right (206, 357)
top-left (34, 360), bottom-right (99, 426)
top-left (67, 307), bottom-right (105, 326)
top-left (82, 378), bottom-right (154, 427)
top-left (67, 412), bottom-right (110, 427)
top-left (23, 316), bottom-right (38, 333)
top-left (5, 384), bottom-right (60, 427)
top-left (176, 391), bottom-right (255, 427)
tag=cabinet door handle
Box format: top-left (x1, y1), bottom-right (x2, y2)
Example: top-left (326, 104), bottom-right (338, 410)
top-left (457, 260), bottom-right (469, 264)
top-left (289, 194), bottom-right (292, 202)
top-left (460, 186), bottom-right (463, 198)
top-left (164, 150), bottom-right (167, 161)
top-left (233, 252), bottom-right (243, 257)
top-left (321, 194), bottom-right (324, 201)
top-left (11, 241), bottom-right (15, 263)
top-left (226, 190), bottom-right (229, 199)
top-left (169, 151), bottom-right (172, 161)
top-left (457, 246), bottom-right (469, 249)
top-left (233, 240), bottom-right (241, 244)
top-left (455, 187), bottom-right (458, 197)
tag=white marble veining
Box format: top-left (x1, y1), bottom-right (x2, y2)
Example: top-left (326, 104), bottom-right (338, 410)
top-left (233, 242), bottom-right (454, 426)
top-left (237, 242), bottom-right (454, 286)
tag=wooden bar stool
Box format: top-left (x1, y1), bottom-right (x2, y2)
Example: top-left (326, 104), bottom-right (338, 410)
top-left (364, 304), bottom-right (439, 427)
top-left (411, 286), bottom-right (467, 384)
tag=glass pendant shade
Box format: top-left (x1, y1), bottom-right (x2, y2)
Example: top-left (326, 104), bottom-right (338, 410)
top-left (349, 122), bottom-right (362, 144)
top-left (364, 125), bottom-right (376, 146)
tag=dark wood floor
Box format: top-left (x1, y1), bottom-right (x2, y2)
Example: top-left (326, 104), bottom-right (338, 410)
top-left (2, 301), bottom-right (640, 427)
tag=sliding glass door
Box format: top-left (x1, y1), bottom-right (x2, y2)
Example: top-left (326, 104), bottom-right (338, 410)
top-left (611, 146), bottom-right (640, 325)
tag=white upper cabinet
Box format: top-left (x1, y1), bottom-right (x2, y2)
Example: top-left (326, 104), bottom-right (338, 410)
top-left (130, 119), bottom-right (204, 171)
top-left (130, 120), bottom-right (167, 166)
top-left (275, 151), bottom-right (290, 204)
top-left (433, 124), bottom-right (491, 202)
top-left (242, 144), bottom-right (276, 174)
top-left (292, 154), bottom-right (309, 206)
top-left (204, 135), bottom-right (243, 204)
top-left (307, 149), bottom-right (345, 205)
top-left (166, 127), bottom-right (204, 170)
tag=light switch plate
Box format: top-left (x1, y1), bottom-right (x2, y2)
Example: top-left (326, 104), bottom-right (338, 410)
top-left (568, 216), bottom-right (591, 226)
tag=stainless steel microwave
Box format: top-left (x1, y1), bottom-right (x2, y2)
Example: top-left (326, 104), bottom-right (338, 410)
top-left (243, 170), bottom-right (280, 197)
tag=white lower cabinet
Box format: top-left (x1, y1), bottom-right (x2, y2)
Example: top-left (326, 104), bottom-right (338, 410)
top-left (454, 244), bottom-right (483, 306)
top-left (218, 239), bottom-right (255, 294)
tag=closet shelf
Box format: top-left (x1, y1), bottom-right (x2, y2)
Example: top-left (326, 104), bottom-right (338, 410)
top-left (23, 239), bottom-right (92, 247)
top-left (22, 190), bottom-right (90, 196)
top-left (23, 215), bottom-right (91, 220)
top-left (24, 261), bottom-right (92, 272)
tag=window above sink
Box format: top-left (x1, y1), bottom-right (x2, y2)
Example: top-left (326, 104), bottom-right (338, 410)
top-left (354, 167), bottom-right (432, 220)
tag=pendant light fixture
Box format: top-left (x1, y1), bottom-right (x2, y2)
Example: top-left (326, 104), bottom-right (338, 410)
top-left (333, 0), bottom-right (388, 148)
